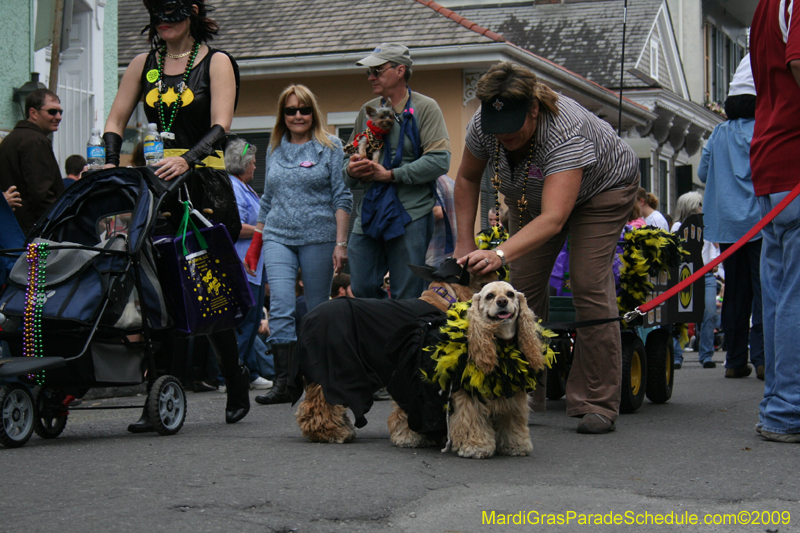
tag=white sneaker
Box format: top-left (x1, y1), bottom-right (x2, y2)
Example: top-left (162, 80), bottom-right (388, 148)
top-left (250, 376), bottom-right (274, 390)
top-left (218, 384), bottom-right (226, 393)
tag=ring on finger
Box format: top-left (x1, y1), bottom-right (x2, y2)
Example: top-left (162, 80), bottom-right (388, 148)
top-left (484, 258), bottom-right (490, 265)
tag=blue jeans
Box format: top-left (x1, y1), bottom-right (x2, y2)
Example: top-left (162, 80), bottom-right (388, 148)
top-left (674, 336), bottom-right (684, 365)
top-left (758, 192), bottom-right (800, 435)
top-left (696, 273), bottom-right (717, 364)
top-left (253, 334), bottom-right (274, 378)
top-left (237, 282), bottom-right (269, 382)
top-left (349, 213), bottom-right (434, 300)
top-left (263, 240), bottom-right (335, 344)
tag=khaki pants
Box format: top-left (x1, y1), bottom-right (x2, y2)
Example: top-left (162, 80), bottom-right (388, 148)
top-left (509, 182), bottom-right (637, 421)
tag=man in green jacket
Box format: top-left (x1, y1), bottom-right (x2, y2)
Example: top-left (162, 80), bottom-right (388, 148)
top-left (343, 43), bottom-right (451, 300)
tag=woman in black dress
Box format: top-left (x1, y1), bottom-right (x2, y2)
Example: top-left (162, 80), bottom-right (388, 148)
top-left (103, 0), bottom-right (250, 429)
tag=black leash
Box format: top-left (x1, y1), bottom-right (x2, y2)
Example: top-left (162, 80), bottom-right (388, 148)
top-left (540, 316), bottom-right (624, 331)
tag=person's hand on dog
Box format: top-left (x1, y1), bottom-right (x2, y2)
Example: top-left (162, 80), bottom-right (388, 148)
top-left (458, 249), bottom-right (502, 275)
top-left (368, 162), bottom-right (394, 183)
top-left (347, 156), bottom-right (394, 183)
top-left (347, 154), bottom-right (374, 181)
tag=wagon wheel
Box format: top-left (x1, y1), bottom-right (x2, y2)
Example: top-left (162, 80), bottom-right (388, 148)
top-left (147, 375), bottom-right (187, 436)
top-left (33, 386), bottom-right (69, 439)
top-left (620, 331), bottom-right (647, 414)
top-left (645, 328), bottom-right (674, 404)
top-left (0, 384), bottom-right (36, 448)
top-left (546, 338), bottom-right (571, 400)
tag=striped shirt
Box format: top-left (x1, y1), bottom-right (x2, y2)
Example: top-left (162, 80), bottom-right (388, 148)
top-left (465, 95), bottom-right (638, 220)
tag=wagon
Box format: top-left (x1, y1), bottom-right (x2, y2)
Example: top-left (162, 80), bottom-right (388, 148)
top-left (543, 214), bottom-right (707, 413)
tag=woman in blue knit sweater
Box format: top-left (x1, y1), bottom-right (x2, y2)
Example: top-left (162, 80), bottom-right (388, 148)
top-left (245, 84), bottom-right (352, 404)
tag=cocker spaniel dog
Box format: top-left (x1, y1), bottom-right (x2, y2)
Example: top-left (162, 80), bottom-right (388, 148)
top-left (389, 281), bottom-right (546, 458)
top-left (292, 260), bottom-right (499, 445)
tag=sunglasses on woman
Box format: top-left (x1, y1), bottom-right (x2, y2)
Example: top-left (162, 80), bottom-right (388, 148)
top-left (283, 106), bottom-right (313, 117)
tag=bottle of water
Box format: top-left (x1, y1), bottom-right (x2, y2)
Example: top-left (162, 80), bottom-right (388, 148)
top-left (86, 128), bottom-right (105, 170)
top-left (143, 123), bottom-right (164, 166)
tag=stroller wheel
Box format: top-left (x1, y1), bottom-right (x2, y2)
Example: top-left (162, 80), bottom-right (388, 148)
top-left (147, 376), bottom-right (187, 436)
top-left (0, 384), bottom-right (36, 448)
top-left (33, 387), bottom-right (68, 439)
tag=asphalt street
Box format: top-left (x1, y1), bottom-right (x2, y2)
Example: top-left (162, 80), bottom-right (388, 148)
top-left (1, 351), bottom-right (798, 533)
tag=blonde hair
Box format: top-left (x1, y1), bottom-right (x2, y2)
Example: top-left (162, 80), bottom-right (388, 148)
top-left (270, 84), bottom-right (334, 152)
top-left (476, 61), bottom-right (559, 117)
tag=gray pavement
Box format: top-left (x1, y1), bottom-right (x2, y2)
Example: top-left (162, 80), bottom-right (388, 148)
top-left (1, 351), bottom-right (798, 533)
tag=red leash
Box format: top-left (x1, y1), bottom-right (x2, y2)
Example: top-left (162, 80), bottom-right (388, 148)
top-left (629, 181), bottom-right (800, 319)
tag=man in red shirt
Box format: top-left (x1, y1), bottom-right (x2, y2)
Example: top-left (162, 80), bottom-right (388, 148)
top-left (750, 0), bottom-right (800, 443)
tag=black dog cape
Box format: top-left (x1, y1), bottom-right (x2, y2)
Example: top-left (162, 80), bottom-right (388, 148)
top-left (288, 297), bottom-right (443, 428)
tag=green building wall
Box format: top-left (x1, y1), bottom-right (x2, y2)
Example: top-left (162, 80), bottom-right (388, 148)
top-left (103, 0), bottom-right (118, 124)
top-left (0, 3), bottom-right (32, 131)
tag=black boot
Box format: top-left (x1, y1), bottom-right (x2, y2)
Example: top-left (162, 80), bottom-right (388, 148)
top-left (225, 365), bottom-right (251, 424)
top-left (127, 404), bottom-right (154, 433)
top-left (255, 342), bottom-right (294, 405)
top-left (207, 329), bottom-right (251, 424)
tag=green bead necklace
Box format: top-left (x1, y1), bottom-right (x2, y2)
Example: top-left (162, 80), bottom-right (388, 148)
top-left (493, 139), bottom-right (536, 229)
top-left (156, 41), bottom-right (200, 134)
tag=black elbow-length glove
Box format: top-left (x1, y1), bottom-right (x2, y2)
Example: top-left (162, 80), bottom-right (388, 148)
top-left (103, 132), bottom-right (123, 167)
top-left (180, 124), bottom-right (226, 166)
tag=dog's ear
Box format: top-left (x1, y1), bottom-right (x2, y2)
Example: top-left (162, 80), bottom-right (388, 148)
top-left (365, 105), bottom-right (376, 117)
top-left (471, 291), bottom-right (482, 309)
top-left (385, 97), bottom-right (393, 108)
top-left (467, 296), bottom-right (498, 375)
top-left (515, 292), bottom-right (545, 371)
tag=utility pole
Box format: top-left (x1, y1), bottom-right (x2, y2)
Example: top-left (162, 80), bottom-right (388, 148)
top-left (48, 0), bottom-right (65, 93)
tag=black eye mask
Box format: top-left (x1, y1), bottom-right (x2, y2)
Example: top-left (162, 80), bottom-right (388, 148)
top-left (148, 0), bottom-right (193, 23)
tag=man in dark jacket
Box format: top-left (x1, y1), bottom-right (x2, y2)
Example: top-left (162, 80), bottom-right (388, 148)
top-left (0, 88), bottom-right (64, 234)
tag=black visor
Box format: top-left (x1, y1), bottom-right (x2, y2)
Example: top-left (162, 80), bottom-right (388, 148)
top-left (480, 96), bottom-right (530, 135)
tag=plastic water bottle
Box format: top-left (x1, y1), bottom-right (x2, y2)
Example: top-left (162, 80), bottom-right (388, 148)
top-left (86, 128), bottom-right (105, 170)
top-left (143, 123), bottom-right (164, 166)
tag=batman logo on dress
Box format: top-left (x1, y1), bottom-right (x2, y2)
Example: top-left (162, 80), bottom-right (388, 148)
top-left (145, 87), bottom-right (195, 108)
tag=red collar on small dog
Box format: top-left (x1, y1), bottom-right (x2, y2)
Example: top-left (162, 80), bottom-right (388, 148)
top-left (366, 119), bottom-right (391, 136)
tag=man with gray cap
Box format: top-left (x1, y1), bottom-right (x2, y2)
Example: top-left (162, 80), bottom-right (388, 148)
top-left (343, 43), bottom-right (451, 300)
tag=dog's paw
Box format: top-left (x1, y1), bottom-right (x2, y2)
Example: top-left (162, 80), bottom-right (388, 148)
top-left (496, 443), bottom-right (532, 457)
top-left (390, 427), bottom-right (431, 448)
top-left (392, 434), bottom-right (431, 448)
top-left (456, 445), bottom-right (496, 459)
top-left (306, 426), bottom-right (356, 444)
top-left (331, 429), bottom-right (357, 444)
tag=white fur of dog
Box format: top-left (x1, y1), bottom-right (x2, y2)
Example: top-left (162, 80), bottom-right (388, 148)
top-left (389, 281), bottom-right (545, 458)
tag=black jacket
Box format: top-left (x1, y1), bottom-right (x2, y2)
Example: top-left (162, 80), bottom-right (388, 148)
top-left (0, 120), bottom-right (64, 234)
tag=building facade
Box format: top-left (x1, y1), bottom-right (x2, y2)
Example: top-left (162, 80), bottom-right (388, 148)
top-left (0, 0), bottom-right (118, 170)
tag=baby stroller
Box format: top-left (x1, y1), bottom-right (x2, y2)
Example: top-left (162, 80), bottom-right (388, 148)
top-left (0, 167), bottom-right (187, 448)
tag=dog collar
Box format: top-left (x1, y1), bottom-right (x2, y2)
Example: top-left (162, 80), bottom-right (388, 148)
top-left (366, 119), bottom-right (391, 136)
top-left (432, 286), bottom-right (457, 306)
